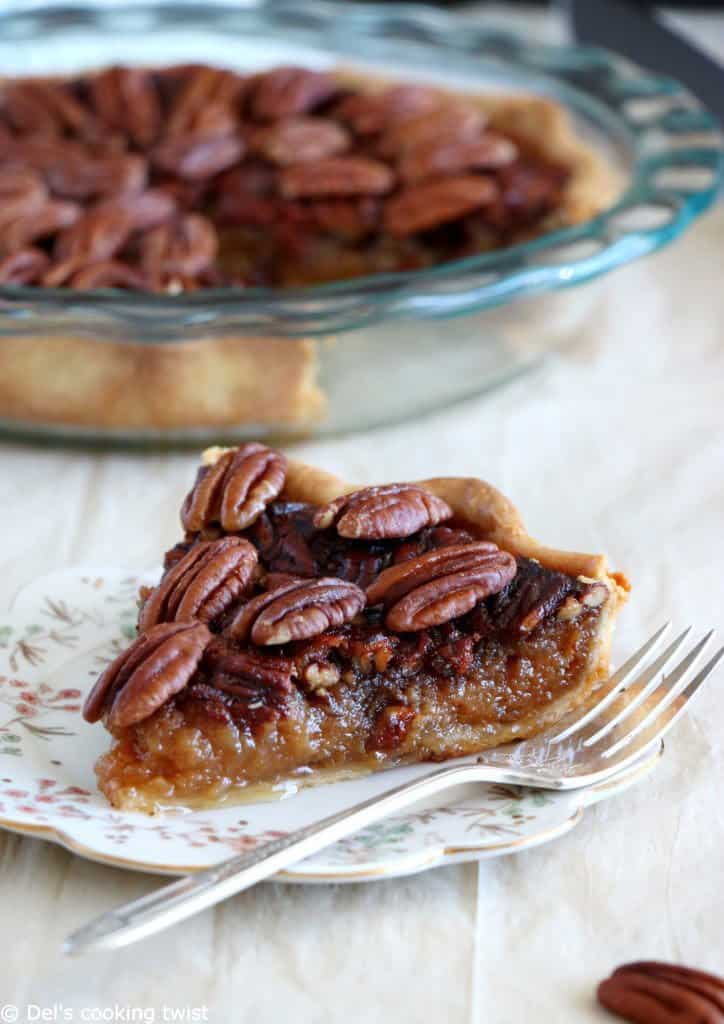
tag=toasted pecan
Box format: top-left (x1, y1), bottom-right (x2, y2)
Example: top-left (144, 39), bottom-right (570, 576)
top-left (229, 576), bottom-right (365, 645)
top-left (181, 443), bottom-right (288, 533)
top-left (366, 541), bottom-right (516, 631)
top-left (139, 535), bottom-right (258, 630)
top-left (83, 620), bottom-right (211, 728)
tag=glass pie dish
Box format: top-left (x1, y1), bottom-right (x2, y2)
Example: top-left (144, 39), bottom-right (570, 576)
top-left (0, 0), bottom-right (721, 444)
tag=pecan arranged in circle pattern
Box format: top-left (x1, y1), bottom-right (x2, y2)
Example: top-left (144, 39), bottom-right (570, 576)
top-left (229, 576), bottom-right (365, 645)
top-left (0, 63), bottom-right (572, 291)
top-left (252, 116), bottom-right (350, 166)
top-left (181, 444), bottom-right (288, 533)
top-left (366, 542), bottom-right (517, 632)
top-left (279, 157), bottom-right (395, 199)
top-left (398, 133), bottom-right (517, 185)
top-left (165, 65), bottom-right (244, 138)
top-left (597, 961), bottom-right (724, 1023)
top-left (377, 102), bottom-right (487, 158)
top-left (138, 536), bottom-right (258, 630)
top-left (139, 213), bottom-right (218, 284)
top-left (82, 620), bottom-right (211, 728)
top-left (0, 247), bottom-right (50, 284)
top-left (150, 133), bottom-right (245, 182)
top-left (249, 66), bottom-right (339, 121)
top-left (88, 66), bottom-right (162, 148)
top-left (384, 175), bottom-right (499, 236)
top-left (314, 484), bottom-right (453, 540)
top-left (333, 84), bottom-right (440, 136)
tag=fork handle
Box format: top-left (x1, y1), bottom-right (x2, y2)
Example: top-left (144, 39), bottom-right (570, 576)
top-left (65, 761), bottom-right (518, 955)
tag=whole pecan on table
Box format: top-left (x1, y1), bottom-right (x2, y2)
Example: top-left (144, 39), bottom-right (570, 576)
top-left (598, 961), bottom-right (724, 1023)
top-left (279, 157), bottom-right (395, 199)
top-left (248, 66), bottom-right (339, 121)
top-left (384, 175), bottom-right (500, 236)
top-left (229, 576), bottom-right (366, 645)
top-left (138, 536), bottom-right (259, 630)
top-left (181, 443), bottom-right (288, 533)
top-left (82, 620), bottom-right (212, 728)
top-left (314, 483), bottom-right (453, 540)
top-left (366, 541), bottom-right (517, 631)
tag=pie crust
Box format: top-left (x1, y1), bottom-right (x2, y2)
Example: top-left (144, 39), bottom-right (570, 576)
top-left (85, 446), bottom-right (629, 811)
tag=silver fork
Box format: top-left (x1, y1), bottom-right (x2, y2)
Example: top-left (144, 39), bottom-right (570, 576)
top-left (65, 623), bottom-right (722, 955)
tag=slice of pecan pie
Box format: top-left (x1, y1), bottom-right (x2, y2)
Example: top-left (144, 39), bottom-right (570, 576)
top-left (84, 444), bottom-right (629, 811)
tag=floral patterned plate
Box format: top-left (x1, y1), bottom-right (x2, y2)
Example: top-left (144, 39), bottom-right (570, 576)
top-left (0, 568), bottom-right (662, 882)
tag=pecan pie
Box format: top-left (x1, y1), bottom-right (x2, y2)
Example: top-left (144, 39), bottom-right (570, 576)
top-left (0, 62), bottom-right (618, 432)
top-left (83, 445), bottom-right (629, 811)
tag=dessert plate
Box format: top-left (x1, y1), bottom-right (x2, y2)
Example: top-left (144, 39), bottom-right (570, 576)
top-left (0, 568), bottom-right (660, 882)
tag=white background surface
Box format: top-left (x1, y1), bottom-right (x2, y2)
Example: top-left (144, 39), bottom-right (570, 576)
top-left (0, 4), bottom-right (723, 1022)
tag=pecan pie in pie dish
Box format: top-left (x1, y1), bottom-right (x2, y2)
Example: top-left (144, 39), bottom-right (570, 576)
top-left (83, 444), bottom-right (629, 812)
top-left (0, 62), bottom-right (617, 433)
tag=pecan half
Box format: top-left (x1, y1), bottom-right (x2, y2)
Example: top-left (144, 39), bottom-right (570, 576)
top-left (229, 576), bottom-right (365, 645)
top-left (252, 116), bottom-right (349, 166)
top-left (384, 175), bottom-right (499, 236)
top-left (139, 536), bottom-right (258, 630)
top-left (2, 79), bottom-right (100, 139)
top-left (150, 133), bottom-right (244, 181)
top-left (597, 961), bottom-right (724, 1023)
top-left (398, 133), bottom-right (517, 185)
top-left (165, 66), bottom-right (244, 138)
top-left (88, 66), bottom-right (162, 148)
top-left (0, 247), bottom-right (49, 284)
top-left (0, 167), bottom-right (47, 225)
top-left (82, 620), bottom-right (211, 728)
top-left (139, 213), bottom-right (218, 284)
top-left (279, 157), bottom-right (394, 199)
top-left (2, 199), bottom-right (80, 254)
top-left (314, 484), bottom-right (453, 540)
top-left (366, 542), bottom-right (517, 632)
top-left (181, 443), bottom-right (288, 533)
top-left (333, 84), bottom-right (440, 136)
top-left (249, 67), bottom-right (339, 120)
top-left (44, 152), bottom-right (147, 200)
top-left (51, 203), bottom-right (135, 264)
top-left (377, 102), bottom-right (487, 158)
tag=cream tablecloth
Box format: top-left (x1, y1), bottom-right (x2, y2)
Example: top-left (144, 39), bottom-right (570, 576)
top-left (0, 8), bottom-right (723, 1022)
